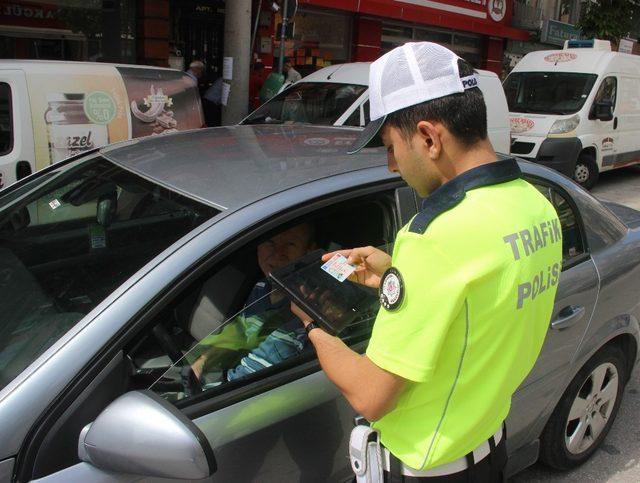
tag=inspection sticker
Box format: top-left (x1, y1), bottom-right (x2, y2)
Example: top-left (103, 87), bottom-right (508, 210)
top-left (49, 199), bottom-right (61, 210)
top-left (321, 254), bottom-right (356, 282)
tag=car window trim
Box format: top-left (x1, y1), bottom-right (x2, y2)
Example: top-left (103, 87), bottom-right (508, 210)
top-left (334, 89), bottom-right (370, 126)
top-left (523, 174), bottom-right (590, 271)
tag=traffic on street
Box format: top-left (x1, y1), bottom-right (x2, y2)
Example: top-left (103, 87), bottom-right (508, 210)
top-left (2, 1), bottom-right (640, 482)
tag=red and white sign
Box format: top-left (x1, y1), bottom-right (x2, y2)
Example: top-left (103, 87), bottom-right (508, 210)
top-left (510, 117), bottom-right (535, 134)
top-left (544, 53), bottom-right (577, 63)
top-left (488, 0), bottom-right (506, 22)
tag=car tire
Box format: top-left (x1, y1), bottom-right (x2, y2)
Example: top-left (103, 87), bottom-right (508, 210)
top-left (573, 153), bottom-right (599, 190)
top-left (539, 345), bottom-right (627, 470)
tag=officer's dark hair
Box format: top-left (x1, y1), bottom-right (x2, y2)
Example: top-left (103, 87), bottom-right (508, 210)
top-left (385, 59), bottom-right (488, 147)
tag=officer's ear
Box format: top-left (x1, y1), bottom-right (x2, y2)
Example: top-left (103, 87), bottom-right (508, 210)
top-left (416, 121), bottom-right (442, 160)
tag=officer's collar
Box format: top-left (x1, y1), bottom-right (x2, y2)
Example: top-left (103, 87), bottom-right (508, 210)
top-left (409, 157), bottom-right (522, 234)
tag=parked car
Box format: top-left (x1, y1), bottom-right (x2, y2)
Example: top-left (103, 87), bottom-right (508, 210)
top-left (241, 62), bottom-right (511, 154)
top-left (0, 60), bottom-right (204, 188)
top-left (0, 125), bottom-right (639, 482)
top-left (504, 39), bottom-right (640, 189)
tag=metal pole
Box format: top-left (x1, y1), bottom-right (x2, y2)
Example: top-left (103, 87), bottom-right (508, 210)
top-left (221, 0), bottom-right (252, 125)
top-left (278, 0), bottom-right (289, 74)
top-left (251, 0), bottom-right (263, 57)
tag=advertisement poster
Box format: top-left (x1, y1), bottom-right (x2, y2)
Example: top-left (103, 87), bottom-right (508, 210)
top-left (26, 63), bottom-right (129, 171)
top-left (117, 66), bottom-right (204, 138)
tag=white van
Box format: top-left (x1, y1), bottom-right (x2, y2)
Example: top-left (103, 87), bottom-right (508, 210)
top-left (504, 39), bottom-right (640, 189)
top-left (0, 61), bottom-right (204, 189)
top-left (242, 62), bottom-right (511, 154)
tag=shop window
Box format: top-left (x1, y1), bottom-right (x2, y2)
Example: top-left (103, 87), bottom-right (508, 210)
top-left (291, 9), bottom-right (352, 65)
top-left (415, 29), bottom-right (451, 45)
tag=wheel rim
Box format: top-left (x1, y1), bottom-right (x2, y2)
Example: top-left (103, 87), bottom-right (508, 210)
top-left (575, 163), bottom-right (590, 183)
top-left (565, 362), bottom-right (619, 455)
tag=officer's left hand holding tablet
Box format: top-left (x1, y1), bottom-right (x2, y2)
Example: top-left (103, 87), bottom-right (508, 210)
top-left (290, 246), bottom-right (390, 323)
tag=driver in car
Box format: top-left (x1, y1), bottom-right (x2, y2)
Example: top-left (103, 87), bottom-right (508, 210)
top-left (190, 223), bottom-right (317, 382)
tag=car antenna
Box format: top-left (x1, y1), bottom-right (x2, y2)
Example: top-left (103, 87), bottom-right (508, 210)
top-left (327, 64), bottom-right (345, 80)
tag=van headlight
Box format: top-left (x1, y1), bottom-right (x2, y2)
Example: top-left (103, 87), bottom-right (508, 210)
top-left (549, 114), bottom-right (580, 135)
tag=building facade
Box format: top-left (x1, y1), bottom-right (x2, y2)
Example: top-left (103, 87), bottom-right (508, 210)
top-left (260, 0), bottom-right (529, 77)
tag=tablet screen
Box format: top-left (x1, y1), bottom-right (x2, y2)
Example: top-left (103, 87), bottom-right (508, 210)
top-left (268, 249), bottom-right (379, 335)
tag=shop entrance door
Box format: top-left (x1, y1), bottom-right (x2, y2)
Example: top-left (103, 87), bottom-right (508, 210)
top-left (172, 0), bottom-right (225, 82)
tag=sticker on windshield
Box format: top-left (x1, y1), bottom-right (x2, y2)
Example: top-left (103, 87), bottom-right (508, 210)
top-left (321, 254), bottom-right (356, 282)
top-left (49, 199), bottom-right (61, 210)
top-left (89, 224), bottom-right (107, 249)
top-left (510, 117), bottom-right (535, 134)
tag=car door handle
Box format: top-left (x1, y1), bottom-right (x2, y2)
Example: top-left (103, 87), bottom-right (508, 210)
top-left (614, 117), bottom-right (618, 129)
top-left (551, 305), bottom-right (586, 330)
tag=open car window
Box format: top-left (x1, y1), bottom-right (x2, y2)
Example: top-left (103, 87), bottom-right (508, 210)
top-left (0, 155), bottom-right (218, 392)
top-left (136, 191), bottom-right (398, 404)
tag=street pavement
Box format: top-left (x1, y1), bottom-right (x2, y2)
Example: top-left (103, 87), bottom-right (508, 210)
top-left (592, 166), bottom-right (640, 210)
top-left (515, 166), bottom-right (640, 482)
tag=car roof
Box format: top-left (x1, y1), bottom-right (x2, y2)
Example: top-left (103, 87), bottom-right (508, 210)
top-left (0, 59), bottom-right (178, 72)
top-left (298, 62), bottom-right (498, 86)
top-left (100, 125), bottom-right (388, 211)
top-left (300, 62), bottom-right (371, 85)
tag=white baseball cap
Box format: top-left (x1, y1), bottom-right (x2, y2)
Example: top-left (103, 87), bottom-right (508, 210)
top-left (349, 42), bottom-right (479, 154)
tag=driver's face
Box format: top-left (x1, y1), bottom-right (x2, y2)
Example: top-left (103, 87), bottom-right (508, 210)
top-left (257, 225), bottom-right (314, 275)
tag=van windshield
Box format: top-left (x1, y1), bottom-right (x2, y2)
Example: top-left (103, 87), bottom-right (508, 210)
top-left (0, 155), bottom-right (218, 392)
top-left (504, 72), bottom-right (597, 115)
top-left (243, 82), bottom-right (367, 126)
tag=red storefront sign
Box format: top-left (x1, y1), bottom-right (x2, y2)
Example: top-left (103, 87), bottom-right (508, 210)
top-left (299, 0), bottom-right (528, 40)
top-left (0, 1), bottom-right (65, 29)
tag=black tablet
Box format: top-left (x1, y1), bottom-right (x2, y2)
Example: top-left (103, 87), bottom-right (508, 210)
top-left (268, 249), bottom-right (379, 335)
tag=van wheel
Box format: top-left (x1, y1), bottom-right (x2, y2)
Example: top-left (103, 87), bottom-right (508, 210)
top-left (539, 345), bottom-right (626, 470)
top-left (574, 153), bottom-right (599, 190)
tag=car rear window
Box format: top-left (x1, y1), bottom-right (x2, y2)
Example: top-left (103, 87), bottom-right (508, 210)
top-left (0, 82), bottom-right (12, 157)
top-left (243, 82), bottom-right (367, 126)
top-left (0, 155), bottom-right (218, 391)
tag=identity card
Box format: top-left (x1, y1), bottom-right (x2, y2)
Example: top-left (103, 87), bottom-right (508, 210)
top-left (320, 253), bottom-right (356, 283)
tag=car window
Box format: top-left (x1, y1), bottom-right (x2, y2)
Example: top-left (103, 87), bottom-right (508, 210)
top-left (343, 99), bottom-right (371, 127)
top-left (0, 82), bottom-right (12, 156)
top-left (504, 72), bottom-right (598, 115)
top-left (590, 76), bottom-right (617, 117)
top-left (244, 82), bottom-right (368, 125)
top-left (532, 183), bottom-right (585, 264)
top-left (0, 155), bottom-right (219, 392)
top-left (136, 192), bottom-right (398, 404)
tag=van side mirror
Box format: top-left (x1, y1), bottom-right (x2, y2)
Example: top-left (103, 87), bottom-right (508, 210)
top-left (78, 391), bottom-right (216, 479)
top-left (593, 100), bottom-right (614, 121)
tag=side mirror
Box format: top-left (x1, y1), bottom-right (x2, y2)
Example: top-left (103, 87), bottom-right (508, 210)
top-left (594, 100), bottom-right (614, 121)
top-left (78, 391), bottom-right (216, 479)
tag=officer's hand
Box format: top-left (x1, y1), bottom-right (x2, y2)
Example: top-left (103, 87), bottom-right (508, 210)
top-left (322, 246), bottom-right (391, 288)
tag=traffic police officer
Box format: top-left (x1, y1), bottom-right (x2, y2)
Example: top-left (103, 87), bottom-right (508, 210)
top-left (291, 42), bottom-right (563, 482)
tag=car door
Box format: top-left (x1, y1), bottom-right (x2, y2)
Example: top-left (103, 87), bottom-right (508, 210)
top-left (175, 188), bottom-right (404, 483)
top-left (507, 180), bottom-right (599, 452)
top-left (589, 76), bottom-right (618, 169)
top-left (20, 182), bottom-right (407, 483)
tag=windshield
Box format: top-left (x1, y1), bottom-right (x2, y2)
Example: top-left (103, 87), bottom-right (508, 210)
top-left (0, 155), bottom-right (218, 391)
top-left (504, 72), bottom-right (598, 115)
top-left (243, 82), bottom-right (368, 126)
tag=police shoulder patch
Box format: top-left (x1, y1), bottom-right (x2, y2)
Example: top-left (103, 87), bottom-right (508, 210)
top-left (379, 267), bottom-right (404, 310)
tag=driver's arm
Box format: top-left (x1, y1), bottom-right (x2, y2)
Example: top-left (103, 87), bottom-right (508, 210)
top-left (226, 320), bottom-right (307, 381)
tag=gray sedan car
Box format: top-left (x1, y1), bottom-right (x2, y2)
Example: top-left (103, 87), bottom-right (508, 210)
top-left (0, 125), bottom-right (639, 482)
